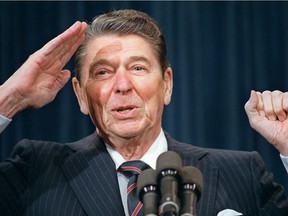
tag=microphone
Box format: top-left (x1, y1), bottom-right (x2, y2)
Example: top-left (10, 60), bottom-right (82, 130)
top-left (137, 168), bottom-right (159, 216)
top-left (180, 166), bottom-right (203, 216)
top-left (156, 151), bottom-right (182, 216)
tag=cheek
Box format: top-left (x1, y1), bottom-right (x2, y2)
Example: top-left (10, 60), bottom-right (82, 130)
top-left (85, 81), bottom-right (100, 102)
top-left (84, 81), bottom-right (109, 117)
top-left (137, 79), bottom-right (166, 111)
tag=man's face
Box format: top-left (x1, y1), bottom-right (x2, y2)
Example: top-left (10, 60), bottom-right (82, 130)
top-left (73, 34), bottom-right (172, 140)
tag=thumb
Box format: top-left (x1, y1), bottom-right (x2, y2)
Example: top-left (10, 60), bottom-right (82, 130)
top-left (54, 69), bottom-right (71, 91)
top-left (244, 90), bottom-right (261, 119)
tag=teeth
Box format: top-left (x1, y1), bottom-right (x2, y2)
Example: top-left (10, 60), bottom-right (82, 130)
top-left (118, 108), bottom-right (132, 113)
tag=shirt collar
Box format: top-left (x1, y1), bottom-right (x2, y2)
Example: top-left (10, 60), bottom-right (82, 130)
top-left (105, 129), bottom-right (167, 170)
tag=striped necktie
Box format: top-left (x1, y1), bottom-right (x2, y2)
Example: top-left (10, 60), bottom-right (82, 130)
top-left (119, 160), bottom-right (149, 216)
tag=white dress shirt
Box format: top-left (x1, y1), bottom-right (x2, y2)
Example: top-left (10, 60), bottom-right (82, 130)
top-left (280, 154), bottom-right (288, 174)
top-left (0, 114), bottom-right (11, 134)
top-left (105, 129), bottom-right (167, 216)
top-left (0, 114), bottom-right (287, 214)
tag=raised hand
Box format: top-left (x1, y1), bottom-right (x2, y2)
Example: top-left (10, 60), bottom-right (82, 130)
top-left (245, 90), bottom-right (288, 156)
top-left (0, 21), bottom-right (87, 118)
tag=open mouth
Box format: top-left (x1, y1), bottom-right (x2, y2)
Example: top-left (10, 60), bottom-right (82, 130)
top-left (114, 106), bottom-right (135, 113)
top-left (117, 108), bottom-right (133, 113)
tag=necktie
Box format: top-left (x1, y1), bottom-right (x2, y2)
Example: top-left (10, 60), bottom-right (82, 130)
top-left (119, 160), bottom-right (149, 216)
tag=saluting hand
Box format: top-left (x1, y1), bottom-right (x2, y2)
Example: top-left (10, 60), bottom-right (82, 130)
top-left (0, 21), bottom-right (87, 118)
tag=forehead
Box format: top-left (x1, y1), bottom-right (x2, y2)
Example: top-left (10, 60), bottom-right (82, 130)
top-left (85, 34), bottom-right (157, 64)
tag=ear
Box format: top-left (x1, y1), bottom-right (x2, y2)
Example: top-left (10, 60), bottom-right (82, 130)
top-left (72, 77), bottom-right (89, 115)
top-left (163, 67), bottom-right (173, 105)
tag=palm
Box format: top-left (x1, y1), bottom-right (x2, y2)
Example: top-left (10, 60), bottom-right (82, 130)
top-left (6, 21), bottom-right (87, 109)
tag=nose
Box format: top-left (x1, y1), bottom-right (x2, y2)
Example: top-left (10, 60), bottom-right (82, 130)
top-left (113, 69), bottom-right (133, 94)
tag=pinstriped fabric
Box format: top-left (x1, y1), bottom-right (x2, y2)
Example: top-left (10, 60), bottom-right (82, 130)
top-left (60, 135), bottom-right (125, 216)
top-left (0, 134), bottom-right (125, 216)
top-left (251, 151), bottom-right (288, 216)
top-left (0, 132), bottom-right (288, 216)
top-left (204, 150), bottom-right (256, 215)
top-left (119, 161), bottom-right (149, 216)
top-left (166, 132), bottom-right (288, 216)
top-left (18, 140), bottom-right (86, 216)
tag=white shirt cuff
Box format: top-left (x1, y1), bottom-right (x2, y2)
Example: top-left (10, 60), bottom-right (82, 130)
top-left (280, 154), bottom-right (288, 174)
top-left (0, 114), bottom-right (11, 134)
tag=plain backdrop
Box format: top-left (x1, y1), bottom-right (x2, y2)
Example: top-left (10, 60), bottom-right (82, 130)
top-left (1, 1), bottom-right (288, 192)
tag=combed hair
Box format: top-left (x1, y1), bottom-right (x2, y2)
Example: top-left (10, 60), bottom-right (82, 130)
top-left (74, 9), bottom-right (170, 84)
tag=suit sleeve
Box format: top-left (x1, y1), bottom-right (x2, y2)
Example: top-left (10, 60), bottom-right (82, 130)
top-left (0, 139), bottom-right (34, 216)
top-left (251, 151), bottom-right (288, 215)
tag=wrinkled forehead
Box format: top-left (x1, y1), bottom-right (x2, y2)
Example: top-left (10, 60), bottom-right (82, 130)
top-left (87, 33), bottom-right (156, 53)
top-left (75, 33), bottom-right (161, 85)
top-left (79, 34), bottom-right (159, 79)
top-left (85, 34), bottom-right (157, 64)
top-left (91, 39), bottom-right (123, 57)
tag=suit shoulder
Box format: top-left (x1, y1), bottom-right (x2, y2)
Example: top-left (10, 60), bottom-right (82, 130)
top-left (11, 138), bottom-right (65, 158)
top-left (166, 133), bottom-right (261, 169)
top-left (166, 132), bottom-right (257, 161)
top-left (10, 132), bottom-right (98, 158)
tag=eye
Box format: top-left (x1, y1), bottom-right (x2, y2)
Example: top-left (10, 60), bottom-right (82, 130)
top-left (91, 69), bottom-right (113, 80)
top-left (131, 65), bottom-right (148, 75)
top-left (134, 66), bottom-right (144, 71)
top-left (97, 70), bottom-right (109, 76)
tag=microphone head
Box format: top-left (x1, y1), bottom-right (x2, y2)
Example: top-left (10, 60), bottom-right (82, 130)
top-left (181, 166), bottom-right (204, 195)
top-left (137, 168), bottom-right (158, 200)
top-left (156, 151), bottom-right (183, 173)
top-left (156, 152), bottom-right (182, 215)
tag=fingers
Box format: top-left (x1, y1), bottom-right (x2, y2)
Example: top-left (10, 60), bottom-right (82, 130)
top-left (283, 92), bottom-right (288, 111)
top-left (59, 30), bottom-right (85, 63)
top-left (245, 90), bottom-right (263, 128)
top-left (255, 91), bottom-right (265, 117)
top-left (41, 21), bottom-right (87, 56)
top-left (51, 21), bottom-right (87, 63)
top-left (271, 91), bottom-right (286, 121)
top-left (55, 70), bottom-right (71, 90)
top-left (253, 90), bottom-right (288, 122)
top-left (32, 21), bottom-right (87, 71)
top-left (245, 90), bottom-right (267, 116)
top-left (244, 90), bottom-right (258, 114)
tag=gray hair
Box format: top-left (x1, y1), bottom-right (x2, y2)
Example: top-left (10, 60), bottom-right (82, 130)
top-left (74, 9), bottom-right (170, 84)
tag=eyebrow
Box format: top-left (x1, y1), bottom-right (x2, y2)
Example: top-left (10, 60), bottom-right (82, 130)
top-left (127, 56), bottom-right (151, 65)
top-left (88, 55), bottom-right (151, 74)
top-left (88, 59), bottom-right (112, 77)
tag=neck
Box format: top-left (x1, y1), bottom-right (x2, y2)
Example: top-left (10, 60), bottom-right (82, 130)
top-left (98, 128), bottom-right (161, 160)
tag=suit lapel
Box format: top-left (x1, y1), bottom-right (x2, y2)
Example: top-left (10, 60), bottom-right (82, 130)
top-left (60, 133), bottom-right (125, 216)
top-left (166, 134), bottom-right (219, 216)
top-left (59, 132), bottom-right (218, 216)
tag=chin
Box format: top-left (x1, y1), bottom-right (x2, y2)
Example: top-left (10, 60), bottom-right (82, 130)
top-left (111, 126), bottom-right (145, 139)
top-left (116, 130), bottom-right (141, 139)
top-left (109, 121), bottom-right (154, 139)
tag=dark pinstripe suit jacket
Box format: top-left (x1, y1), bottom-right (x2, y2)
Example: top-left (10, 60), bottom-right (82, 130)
top-left (0, 132), bottom-right (287, 216)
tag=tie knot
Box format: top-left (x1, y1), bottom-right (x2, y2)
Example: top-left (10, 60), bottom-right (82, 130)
top-left (119, 160), bottom-right (149, 178)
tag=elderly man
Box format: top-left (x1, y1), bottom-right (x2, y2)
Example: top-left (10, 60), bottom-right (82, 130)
top-left (0, 9), bottom-right (288, 216)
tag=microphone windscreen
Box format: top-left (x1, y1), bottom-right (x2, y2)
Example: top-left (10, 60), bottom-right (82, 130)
top-left (137, 168), bottom-right (158, 198)
top-left (156, 151), bottom-right (182, 172)
top-left (181, 166), bottom-right (204, 194)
